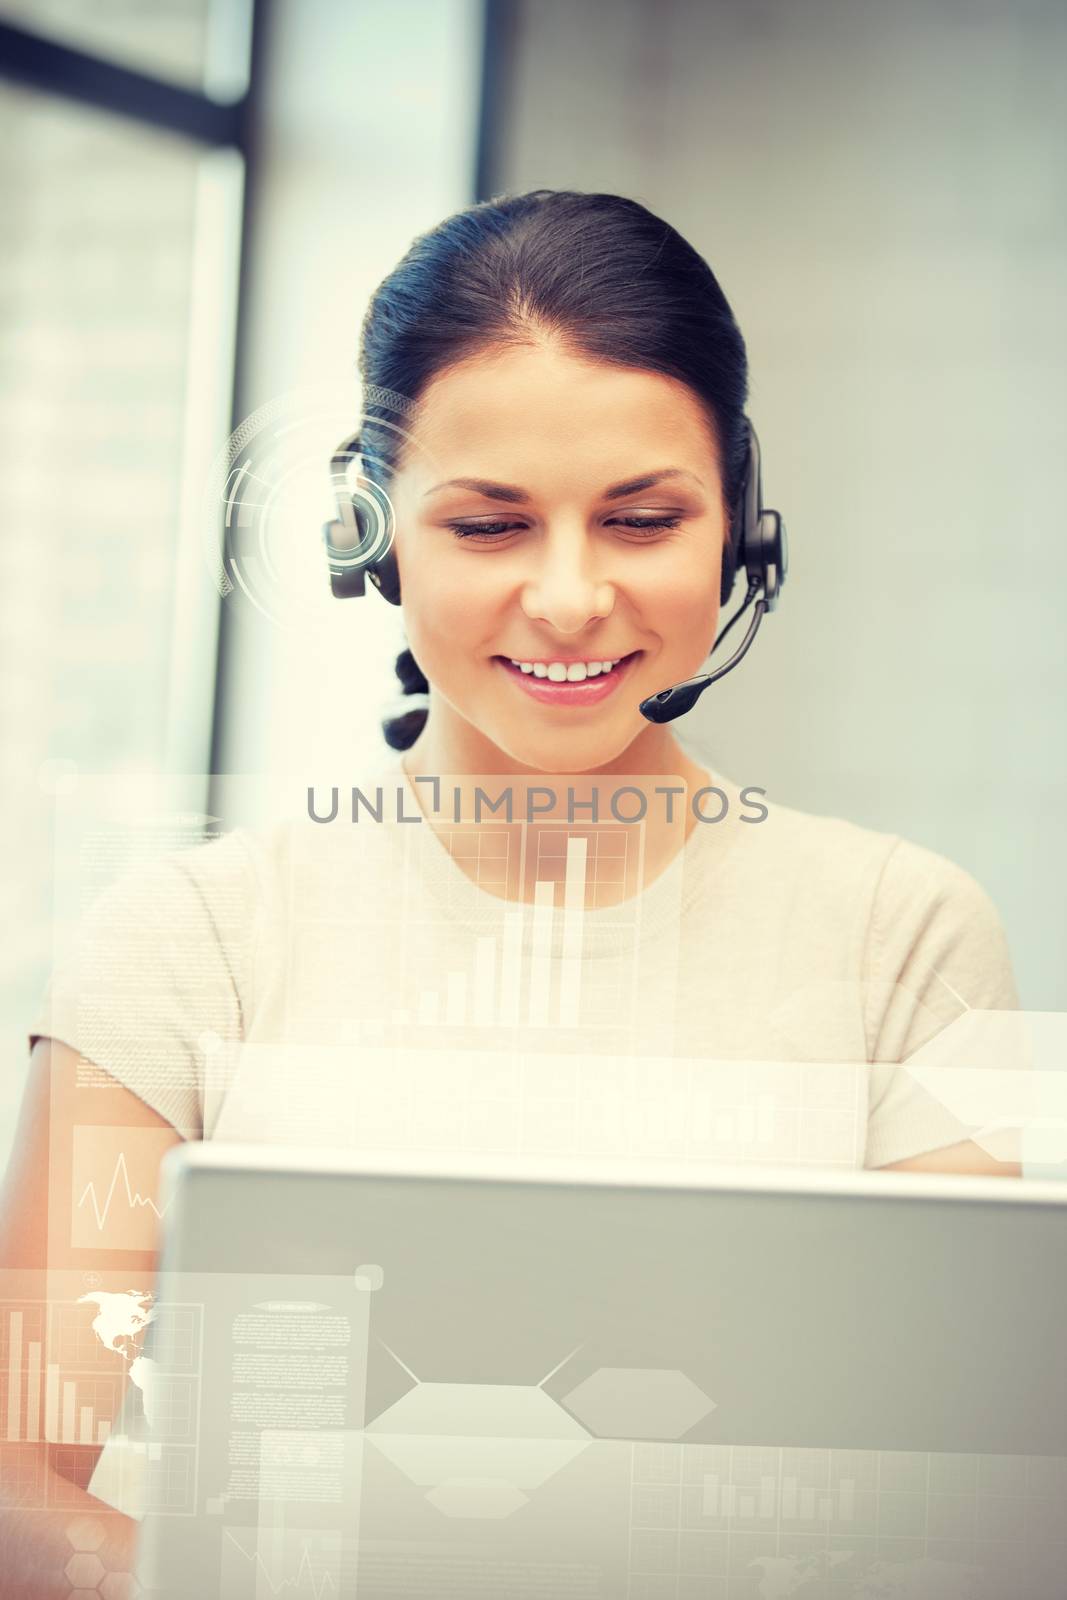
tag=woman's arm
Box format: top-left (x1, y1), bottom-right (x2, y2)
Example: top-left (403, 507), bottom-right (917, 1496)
top-left (863, 835), bottom-right (1025, 1172)
top-left (0, 1038), bottom-right (181, 1598)
top-left (878, 1137), bottom-right (1021, 1177)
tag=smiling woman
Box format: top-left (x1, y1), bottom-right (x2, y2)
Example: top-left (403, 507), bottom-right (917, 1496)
top-left (11, 183), bottom-right (1025, 1554)
top-left (21, 189), bottom-right (1025, 1180)
top-left (352, 190), bottom-right (748, 771)
top-left (332, 188), bottom-right (1020, 1175)
top-left (12, 188), bottom-right (1028, 1539)
top-left (378, 352), bottom-right (733, 786)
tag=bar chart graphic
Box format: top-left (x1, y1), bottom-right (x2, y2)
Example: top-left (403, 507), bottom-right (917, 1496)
top-left (701, 1467), bottom-right (857, 1521)
top-left (627, 1440), bottom-right (1067, 1591)
top-left (288, 805), bottom-right (686, 1055)
top-left (2, 1302), bottom-right (46, 1444)
top-left (393, 826), bottom-right (649, 1033)
top-left (0, 1297), bottom-right (203, 1511)
top-left (3, 1301), bottom-right (127, 1446)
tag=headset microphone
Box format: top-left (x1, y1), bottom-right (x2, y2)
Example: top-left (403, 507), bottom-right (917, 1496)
top-left (322, 416), bottom-right (787, 720)
top-left (638, 581), bottom-right (768, 722)
top-left (637, 419), bottom-right (788, 724)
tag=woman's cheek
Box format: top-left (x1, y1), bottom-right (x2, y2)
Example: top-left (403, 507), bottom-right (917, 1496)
top-left (650, 563), bottom-right (717, 626)
top-left (405, 588), bottom-right (487, 694)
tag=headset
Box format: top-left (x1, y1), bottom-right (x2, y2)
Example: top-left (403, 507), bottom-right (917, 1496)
top-left (322, 417), bottom-right (787, 725)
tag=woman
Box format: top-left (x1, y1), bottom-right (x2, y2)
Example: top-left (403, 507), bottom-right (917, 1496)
top-left (0, 189), bottom-right (1019, 1590)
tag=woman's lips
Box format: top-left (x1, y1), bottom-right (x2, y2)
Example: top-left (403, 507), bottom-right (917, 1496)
top-left (493, 651), bottom-right (642, 706)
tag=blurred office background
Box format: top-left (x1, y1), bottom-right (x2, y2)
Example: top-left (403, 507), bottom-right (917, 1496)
top-left (1, 0), bottom-right (1064, 1169)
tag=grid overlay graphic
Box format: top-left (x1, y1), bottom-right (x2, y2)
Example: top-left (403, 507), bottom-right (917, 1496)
top-left (0, 1298), bottom-right (203, 1511)
top-left (625, 1440), bottom-right (1067, 1595)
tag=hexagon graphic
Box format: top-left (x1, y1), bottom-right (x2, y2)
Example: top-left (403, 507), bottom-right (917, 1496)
top-left (899, 1007), bottom-right (1067, 1167)
top-left (65, 1516), bottom-right (106, 1552)
top-left (560, 1367), bottom-right (716, 1439)
top-left (425, 1478), bottom-right (530, 1519)
top-left (100, 1574), bottom-right (142, 1600)
top-left (65, 1552), bottom-right (106, 1588)
top-left (365, 1382), bottom-right (590, 1517)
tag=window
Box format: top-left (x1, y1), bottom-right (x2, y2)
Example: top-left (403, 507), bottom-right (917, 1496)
top-left (0, 0), bottom-right (249, 97)
top-left (0, 2), bottom-right (250, 1170)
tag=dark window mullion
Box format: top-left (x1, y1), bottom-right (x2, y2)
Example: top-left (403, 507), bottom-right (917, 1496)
top-left (0, 18), bottom-right (245, 147)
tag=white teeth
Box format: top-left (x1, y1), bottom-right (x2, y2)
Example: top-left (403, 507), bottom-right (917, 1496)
top-left (508, 657), bottom-right (622, 682)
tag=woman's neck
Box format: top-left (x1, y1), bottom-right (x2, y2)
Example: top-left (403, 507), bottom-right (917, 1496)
top-left (399, 721), bottom-right (712, 908)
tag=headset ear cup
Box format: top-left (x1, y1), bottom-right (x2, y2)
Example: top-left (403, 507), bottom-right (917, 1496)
top-left (720, 419), bottom-right (763, 607)
top-left (322, 506), bottom-right (367, 597)
top-left (354, 476), bottom-right (401, 605)
top-left (368, 539), bottom-right (402, 606)
top-left (719, 528), bottom-right (737, 607)
top-left (720, 468), bottom-right (747, 607)
top-left (757, 510), bottom-right (787, 612)
top-left (323, 472), bottom-right (402, 603)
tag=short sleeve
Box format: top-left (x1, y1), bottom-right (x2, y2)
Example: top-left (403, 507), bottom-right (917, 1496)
top-left (26, 829), bottom-right (261, 1138)
top-left (862, 836), bottom-right (1020, 1168)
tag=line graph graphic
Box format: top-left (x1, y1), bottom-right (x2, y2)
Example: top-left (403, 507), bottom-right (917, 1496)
top-left (76, 1151), bottom-right (170, 1231)
top-left (70, 1127), bottom-right (177, 1250)
top-left (221, 1526), bottom-right (342, 1599)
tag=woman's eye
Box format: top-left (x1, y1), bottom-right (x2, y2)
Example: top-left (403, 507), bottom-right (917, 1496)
top-left (609, 515), bottom-right (683, 536)
top-left (447, 521), bottom-right (522, 541)
top-left (446, 514), bottom-right (682, 542)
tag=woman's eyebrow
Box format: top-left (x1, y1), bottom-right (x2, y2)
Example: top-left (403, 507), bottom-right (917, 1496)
top-left (422, 467), bottom-right (703, 503)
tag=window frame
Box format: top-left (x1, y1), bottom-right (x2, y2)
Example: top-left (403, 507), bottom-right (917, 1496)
top-left (0, 0), bottom-right (260, 784)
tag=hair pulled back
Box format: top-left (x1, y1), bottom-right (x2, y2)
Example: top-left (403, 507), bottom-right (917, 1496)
top-left (357, 189), bottom-right (749, 752)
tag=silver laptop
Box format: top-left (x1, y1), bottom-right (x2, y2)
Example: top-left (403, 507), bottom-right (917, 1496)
top-left (132, 1146), bottom-right (1067, 1599)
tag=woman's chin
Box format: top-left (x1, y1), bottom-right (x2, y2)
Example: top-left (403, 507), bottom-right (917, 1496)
top-left (481, 723), bottom-right (643, 777)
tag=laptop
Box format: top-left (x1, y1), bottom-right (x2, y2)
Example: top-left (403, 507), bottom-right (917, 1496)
top-left (131, 1145), bottom-right (1067, 1599)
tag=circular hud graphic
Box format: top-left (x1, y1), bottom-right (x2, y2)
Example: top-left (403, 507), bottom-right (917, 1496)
top-left (200, 382), bottom-right (418, 630)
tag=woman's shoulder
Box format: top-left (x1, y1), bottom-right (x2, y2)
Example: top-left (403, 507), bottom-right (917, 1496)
top-left (754, 785), bottom-right (1014, 981)
top-left (167, 798), bottom-right (404, 921)
top-left (732, 782), bottom-right (989, 900)
top-left (57, 816), bottom-right (303, 972)
top-left (106, 820), bottom-right (275, 923)
top-left (714, 780), bottom-right (901, 898)
top-left (715, 779), bottom-right (1009, 959)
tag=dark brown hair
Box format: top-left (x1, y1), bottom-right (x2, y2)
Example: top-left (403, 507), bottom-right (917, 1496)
top-left (357, 188), bottom-right (750, 751)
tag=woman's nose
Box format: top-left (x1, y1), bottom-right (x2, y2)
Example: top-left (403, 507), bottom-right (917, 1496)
top-left (518, 531), bottom-right (616, 633)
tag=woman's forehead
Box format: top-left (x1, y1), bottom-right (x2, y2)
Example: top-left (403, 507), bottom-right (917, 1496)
top-left (398, 345), bottom-right (719, 488)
